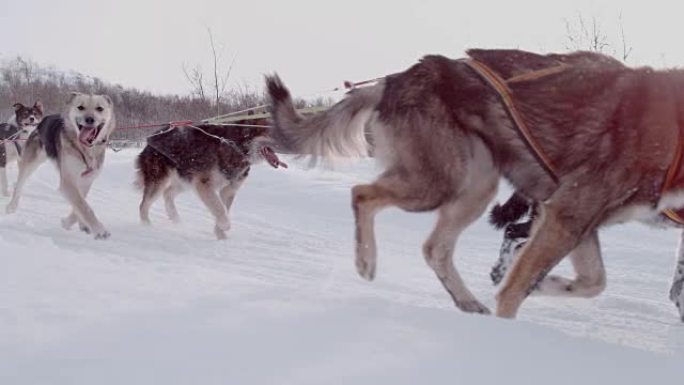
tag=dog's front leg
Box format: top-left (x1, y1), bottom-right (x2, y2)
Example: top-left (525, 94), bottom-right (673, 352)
top-left (669, 229), bottom-right (684, 321)
top-left (59, 176), bottom-right (109, 239)
top-left (194, 178), bottom-right (230, 240)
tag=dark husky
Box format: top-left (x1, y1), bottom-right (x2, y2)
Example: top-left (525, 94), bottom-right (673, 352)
top-left (0, 101), bottom-right (44, 196)
top-left (136, 123), bottom-right (286, 239)
top-left (490, 192), bottom-right (684, 321)
top-left (266, 48), bottom-right (684, 318)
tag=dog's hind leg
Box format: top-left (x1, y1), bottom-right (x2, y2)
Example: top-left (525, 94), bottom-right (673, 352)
top-left (0, 167), bottom-right (8, 197)
top-left (351, 183), bottom-right (395, 281)
top-left (193, 177), bottom-right (230, 240)
top-left (139, 181), bottom-right (166, 225)
top-left (6, 142), bottom-right (45, 214)
top-left (423, 172), bottom-right (498, 314)
top-left (669, 230), bottom-right (684, 321)
top-left (163, 181), bottom-right (183, 223)
top-left (532, 230), bottom-right (606, 298)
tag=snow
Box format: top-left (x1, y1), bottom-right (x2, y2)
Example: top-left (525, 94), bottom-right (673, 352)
top-left (1, 149), bottom-right (683, 384)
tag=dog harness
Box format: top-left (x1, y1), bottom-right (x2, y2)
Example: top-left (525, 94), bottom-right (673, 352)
top-left (463, 58), bottom-right (684, 225)
top-left (661, 137), bottom-right (684, 224)
top-left (461, 58), bottom-right (567, 184)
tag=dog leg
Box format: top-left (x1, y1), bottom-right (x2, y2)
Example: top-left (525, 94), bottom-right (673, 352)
top-left (62, 180), bottom-right (94, 233)
top-left (6, 145), bottom-right (45, 214)
top-left (351, 183), bottom-right (394, 281)
top-left (194, 178), bottom-right (230, 240)
top-left (139, 182), bottom-right (165, 225)
top-left (0, 167), bottom-right (8, 197)
top-left (669, 230), bottom-right (684, 322)
top-left (423, 178), bottom-right (498, 314)
top-left (163, 182), bottom-right (183, 223)
top-left (496, 201), bottom-right (602, 318)
top-left (59, 176), bottom-right (109, 239)
top-left (220, 179), bottom-right (244, 217)
top-left (533, 230), bottom-right (606, 297)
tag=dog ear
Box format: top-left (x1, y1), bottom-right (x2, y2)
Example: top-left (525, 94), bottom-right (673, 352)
top-left (33, 100), bottom-right (43, 113)
top-left (67, 92), bottom-right (82, 104)
top-left (102, 95), bottom-right (113, 106)
top-left (13, 103), bottom-right (25, 111)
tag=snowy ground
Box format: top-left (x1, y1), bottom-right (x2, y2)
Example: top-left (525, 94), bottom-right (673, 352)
top-left (1, 149), bottom-right (683, 384)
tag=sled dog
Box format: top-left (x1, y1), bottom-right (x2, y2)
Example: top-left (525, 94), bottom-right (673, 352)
top-left (0, 101), bottom-right (43, 196)
top-left (136, 123), bottom-right (286, 239)
top-left (6, 93), bottom-right (116, 239)
top-left (266, 48), bottom-right (684, 318)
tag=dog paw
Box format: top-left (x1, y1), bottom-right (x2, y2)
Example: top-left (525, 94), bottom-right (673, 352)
top-left (355, 255), bottom-right (376, 281)
top-left (456, 299), bottom-right (491, 315)
top-left (214, 226), bottom-right (227, 240)
top-left (216, 217), bottom-right (231, 231)
top-left (669, 277), bottom-right (684, 321)
top-left (94, 230), bottom-right (110, 240)
top-left (79, 223), bottom-right (91, 234)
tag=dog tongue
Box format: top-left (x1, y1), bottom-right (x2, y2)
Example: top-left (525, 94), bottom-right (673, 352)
top-left (261, 146), bottom-right (288, 169)
top-left (79, 127), bottom-right (96, 144)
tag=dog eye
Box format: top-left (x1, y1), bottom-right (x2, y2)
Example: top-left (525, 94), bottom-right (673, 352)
top-left (77, 106), bottom-right (85, 111)
top-left (96, 106), bottom-right (104, 112)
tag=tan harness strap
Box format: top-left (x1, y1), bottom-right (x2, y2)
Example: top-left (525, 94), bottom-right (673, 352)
top-left (506, 64), bottom-right (572, 84)
top-left (462, 59), bottom-right (559, 183)
top-left (662, 134), bottom-right (684, 224)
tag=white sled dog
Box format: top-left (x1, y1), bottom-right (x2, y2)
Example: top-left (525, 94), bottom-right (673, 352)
top-left (266, 48), bottom-right (684, 318)
top-left (6, 92), bottom-right (116, 239)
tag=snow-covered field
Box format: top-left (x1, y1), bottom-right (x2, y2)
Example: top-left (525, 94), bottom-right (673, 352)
top-left (1, 149), bottom-right (682, 384)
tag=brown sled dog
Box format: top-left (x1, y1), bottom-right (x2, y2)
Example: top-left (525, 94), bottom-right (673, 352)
top-left (266, 48), bottom-right (684, 318)
top-left (136, 123), bottom-right (286, 239)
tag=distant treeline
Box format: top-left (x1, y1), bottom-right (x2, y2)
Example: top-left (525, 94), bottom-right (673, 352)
top-left (0, 56), bottom-right (328, 141)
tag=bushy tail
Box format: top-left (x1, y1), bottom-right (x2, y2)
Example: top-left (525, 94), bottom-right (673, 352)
top-left (265, 74), bottom-right (384, 165)
top-left (489, 192), bottom-right (532, 229)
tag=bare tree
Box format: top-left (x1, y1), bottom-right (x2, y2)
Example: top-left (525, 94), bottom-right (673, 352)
top-left (182, 63), bottom-right (206, 102)
top-left (564, 14), bottom-right (609, 53)
top-left (206, 27), bottom-right (236, 117)
top-left (617, 12), bottom-right (633, 62)
top-left (564, 12), bottom-right (633, 64)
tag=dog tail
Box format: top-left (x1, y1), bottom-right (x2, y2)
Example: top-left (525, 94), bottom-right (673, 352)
top-left (265, 74), bottom-right (383, 165)
top-left (489, 192), bottom-right (531, 229)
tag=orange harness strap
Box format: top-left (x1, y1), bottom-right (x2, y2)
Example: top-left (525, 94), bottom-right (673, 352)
top-left (662, 137), bottom-right (684, 225)
top-left (462, 59), bottom-right (560, 183)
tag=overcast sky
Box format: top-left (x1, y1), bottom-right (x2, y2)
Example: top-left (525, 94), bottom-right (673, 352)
top-left (1, 0), bottom-right (682, 97)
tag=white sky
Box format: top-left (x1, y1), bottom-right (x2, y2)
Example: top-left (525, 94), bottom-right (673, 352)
top-left (1, 0), bottom-right (683, 96)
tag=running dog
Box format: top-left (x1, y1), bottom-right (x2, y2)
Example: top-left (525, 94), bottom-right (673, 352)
top-left (490, 192), bottom-right (684, 321)
top-left (0, 101), bottom-right (43, 196)
top-left (266, 48), bottom-right (684, 318)
top-left (6, 93), bottom-right (116, 239)
top-left (136, 123), bottom-right (286, 240)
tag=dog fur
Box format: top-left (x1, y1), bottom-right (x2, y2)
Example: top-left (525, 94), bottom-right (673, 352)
top-left (0, 101), bottom-right (43, 196)
top-left (5, 93), bottom-right (116, 239)
top-left (490, 192), bottom-right (684, 321)
top-left (135, 123), bottom-right (285, 240)
top-left (266, 48), bottom-right (684, 318)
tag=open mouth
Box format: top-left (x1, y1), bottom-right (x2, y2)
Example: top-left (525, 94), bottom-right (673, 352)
top-left (260, 146), bottom-right (288, 169)
top-left (78, 123), bottom-right (104, 146)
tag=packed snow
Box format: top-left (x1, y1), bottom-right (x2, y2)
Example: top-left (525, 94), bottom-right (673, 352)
top-left (1, 149), bottom-right (682, 384)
